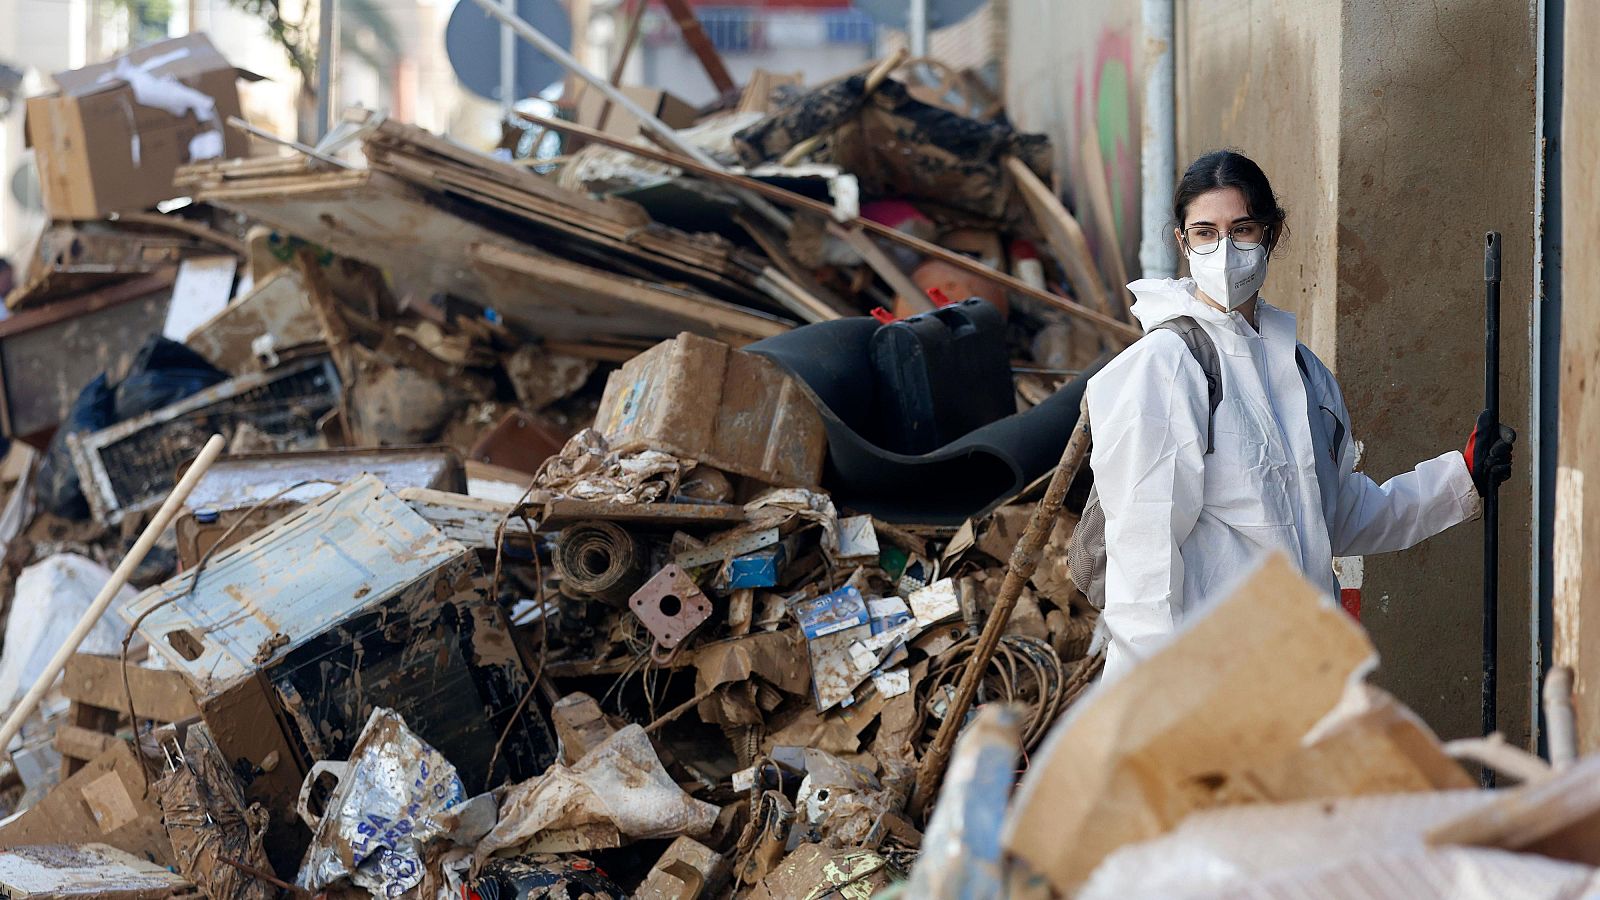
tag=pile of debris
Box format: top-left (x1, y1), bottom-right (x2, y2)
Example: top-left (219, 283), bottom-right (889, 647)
top-left (907, 554), bottom-right (1600, 900)
top-left (0, 27), bottom-right (1135, 900)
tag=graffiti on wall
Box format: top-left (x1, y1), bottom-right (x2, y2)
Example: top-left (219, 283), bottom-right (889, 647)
top-left (1073, 28), bottom-right (1140, 256)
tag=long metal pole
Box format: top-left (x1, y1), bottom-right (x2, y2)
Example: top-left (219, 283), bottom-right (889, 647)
top-left (1482, 230), bottom-right (1503, 787)
top-left (315, 0), bottom-right (336, 138)
top-left (909, 0), bottom-right (928, 57)
top-left (499, 0), bottom-right (515, 116)
top-left (0, 435), bottom-right (226, 755)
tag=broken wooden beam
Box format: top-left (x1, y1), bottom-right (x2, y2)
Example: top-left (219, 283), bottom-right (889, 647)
top-left (518, 111), bottom-right (1144, 345)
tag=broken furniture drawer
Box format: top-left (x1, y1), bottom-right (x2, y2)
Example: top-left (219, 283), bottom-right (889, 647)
top-left (122, 475), bottom-right (556, 861)
top-left (593, 331), bottom-right (826, 489)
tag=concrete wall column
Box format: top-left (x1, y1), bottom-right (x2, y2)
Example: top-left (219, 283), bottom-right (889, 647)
top-left (1555, 0), bottom-right (1600, 750)
top-left (1180, 0), bottom-right (1538, 743)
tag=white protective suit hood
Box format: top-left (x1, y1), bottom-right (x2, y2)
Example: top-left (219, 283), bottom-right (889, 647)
top-left (1085, 278), bottom-right (1480, 682)
top-left (1128, 276), bottom-right (1230, 334)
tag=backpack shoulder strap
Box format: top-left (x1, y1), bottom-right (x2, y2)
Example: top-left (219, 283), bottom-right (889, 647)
top-left (1153, 316), bottom-right (1222, 454)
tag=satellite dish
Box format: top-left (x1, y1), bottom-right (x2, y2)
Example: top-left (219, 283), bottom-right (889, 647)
top-left (446, 0), bottom-right (573, 103)
top-left (851, 0), bottom-right (985, 31)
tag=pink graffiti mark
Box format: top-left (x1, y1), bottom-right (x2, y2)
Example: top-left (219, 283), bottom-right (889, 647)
top-left (1072, 28), bottom-right (1139, 249)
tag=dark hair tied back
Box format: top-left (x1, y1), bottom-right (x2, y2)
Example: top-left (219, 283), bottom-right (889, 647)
top-left (1173, 150), bottom-right (1288, 250)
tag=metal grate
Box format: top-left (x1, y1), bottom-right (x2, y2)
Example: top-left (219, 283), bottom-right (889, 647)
top-left (70, 357), bottom-right (341, 524)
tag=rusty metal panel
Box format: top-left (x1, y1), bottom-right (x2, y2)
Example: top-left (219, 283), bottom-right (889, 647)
top-left (0, 271), bottom-right (175, 443)
top-left (122, 474), bottom-right (466, 687)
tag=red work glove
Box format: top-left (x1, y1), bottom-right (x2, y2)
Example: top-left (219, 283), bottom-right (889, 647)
top-left (1465, 409), bottom-right (1515, 497)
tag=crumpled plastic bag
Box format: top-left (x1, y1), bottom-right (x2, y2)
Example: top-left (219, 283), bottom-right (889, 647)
top-left (296, 709), bottom-right (468, 897)
top-left (475, 724), bottom-right (719, 859)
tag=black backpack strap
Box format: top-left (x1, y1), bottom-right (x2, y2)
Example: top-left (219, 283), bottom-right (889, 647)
top-left (1153, 316), bottom-right (1222, 454)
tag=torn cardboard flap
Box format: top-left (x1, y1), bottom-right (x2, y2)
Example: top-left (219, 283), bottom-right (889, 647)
top-left (1002, 553), bottom-right (1376, 894)
top-left (27, 33), bottom-right (259, 220)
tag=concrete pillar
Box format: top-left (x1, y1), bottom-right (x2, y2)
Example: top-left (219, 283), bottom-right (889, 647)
top-left (1555, 0), bottom-right (1600, 750)
top-left (1181, 0), bottom-right (1538, 743)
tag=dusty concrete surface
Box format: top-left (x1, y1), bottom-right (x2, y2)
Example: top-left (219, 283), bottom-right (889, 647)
top-left (1335, 0), bottom-right (1535, 746)
top-left (1177, 0), bottom-right (1341, 356)
top-left (1556, 0), bottom-right (1600, 750)
top-left (1179, 0), bottom-right (1537, 743)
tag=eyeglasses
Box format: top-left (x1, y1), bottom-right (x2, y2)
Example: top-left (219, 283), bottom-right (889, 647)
top-left (1182, 221), bottom-right (1269, 255)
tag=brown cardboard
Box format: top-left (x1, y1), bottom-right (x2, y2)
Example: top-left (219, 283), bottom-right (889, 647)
top-left (573, 84), bottom-right (698, 140)
top-left (1001, 553), bottom-right (1376, 894)
top-left (593, 332), bottom-right (827, 488)
top-left (26, 34), bottom-right (253, 219)
top-left (0, 742), bottom-right (173, 866)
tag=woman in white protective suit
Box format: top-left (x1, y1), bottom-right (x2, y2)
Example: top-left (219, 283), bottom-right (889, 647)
top-left (1084, 150), bottom-right (1516, 681)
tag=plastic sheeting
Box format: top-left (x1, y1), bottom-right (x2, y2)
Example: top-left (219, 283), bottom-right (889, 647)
top-left (0, 554), bottom-right (138, 716)
top-left (476, 724), bottom-right (719, 858)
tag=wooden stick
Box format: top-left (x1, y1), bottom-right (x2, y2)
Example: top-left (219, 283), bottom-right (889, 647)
top-left (660, 0), bottom-right (737, 97)
top-left (908, 404), bottom-right (1093, 816)
top-left (593, 0), bottom-right (649, 134)
top-left (828, 223), bottom-right (932, 315)
top-left (1004, 156), bottom-right (1114, 318)
top-left (0, 434), bottom-right (226, 756)
top-left (1078, 126), bottom-right (1134, 319)
top-left (517, 111), bottom-right (1143, 344)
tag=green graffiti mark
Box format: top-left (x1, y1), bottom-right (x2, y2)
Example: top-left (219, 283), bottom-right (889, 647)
top-left (1095, 57), bottom-right (1133, 238)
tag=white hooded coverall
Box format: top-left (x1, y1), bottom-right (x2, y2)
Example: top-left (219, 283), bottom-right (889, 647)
top-left (1085, 278), bottom-right (1481, 681)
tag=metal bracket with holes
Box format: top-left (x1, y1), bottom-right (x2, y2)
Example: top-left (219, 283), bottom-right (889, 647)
top-left (629, 564), bottom-right (714, 654)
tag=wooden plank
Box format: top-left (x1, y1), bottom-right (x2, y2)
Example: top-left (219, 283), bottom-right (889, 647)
top-left (193, 173), bottom-right (793, 343)
top-left (1077, 126), bottom-right (1135, 319)
top-left (0, 742), bottom-right (174, 866)
top-left (517, 111), bottom-right (1144, 345)
top-left (55, 723), bottom-right (120, 765)
top-left (398, 487), bottom-right (517, 548)
top-left (470, 242), bottom-right (790, 341)
top-left (538, 498), bottom-right (749, 529)
top-left (59, 702), bottom-right (120, 779)
top-left (61, 653), bottom-right (201, 724)
top-left (1004, 156), bottom-right (1115, 318)
top-left (660, 0), bottom-right (737, 96)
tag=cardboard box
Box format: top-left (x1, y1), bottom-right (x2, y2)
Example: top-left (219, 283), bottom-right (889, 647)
top-left (573, 83), bottom-right (698, 140)
top-left (26, 34), bottom-right (256, 220)
top-left (593, 332), bottom-right (827, 489)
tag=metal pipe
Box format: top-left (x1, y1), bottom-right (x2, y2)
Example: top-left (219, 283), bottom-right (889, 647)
top-left (909, 0), bottom-right (928, 57)
top-left (1139, 0), bottom-right (1178, 278)
top-left (500, 0), bottom-right (516, 116)
top-left (315, 0), bottom-right (336, 139)
top-left (1482, 230), bottom-right (1503, 788)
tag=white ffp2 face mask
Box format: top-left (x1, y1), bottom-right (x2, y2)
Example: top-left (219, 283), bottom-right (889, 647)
top-left (1187, 240), bottom-right (1269, 310)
